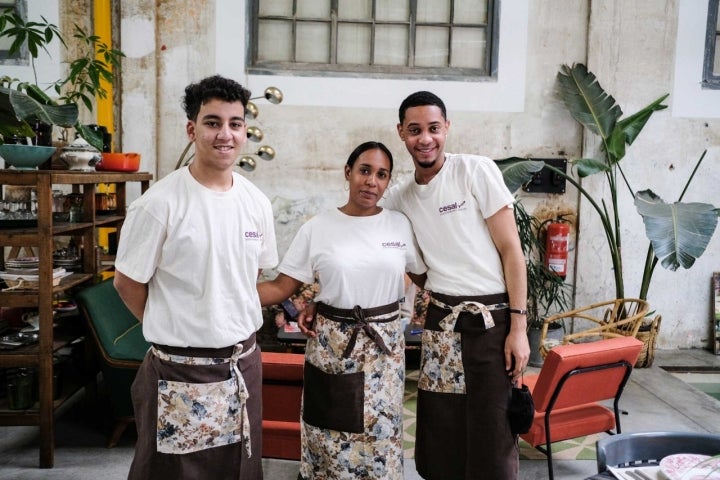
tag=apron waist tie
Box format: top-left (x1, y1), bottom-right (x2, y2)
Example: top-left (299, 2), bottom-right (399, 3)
top-left (151, 341), bottom-right (257, 457)
top-left (317, 301), bottom-right (399, 358)
top-left (430, 295), bottom-right (509, 331)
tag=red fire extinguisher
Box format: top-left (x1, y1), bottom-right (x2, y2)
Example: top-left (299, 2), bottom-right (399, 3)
top-left (545, 222), bottom-right (570, 278)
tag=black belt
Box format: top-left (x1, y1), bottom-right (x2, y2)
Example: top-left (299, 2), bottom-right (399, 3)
top-left (317, 301), bottom-right (399, 358)
top-left (153, 332), bottom-right (256, 358)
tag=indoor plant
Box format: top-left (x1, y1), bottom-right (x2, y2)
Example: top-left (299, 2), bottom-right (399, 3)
top-left (552, 63), bottom-right (719, 303)
top-left (514, 198), bottom-right (573, 366)
top-left (0, 8), bottom-right (123, 151)
top-left (547, 63), bottom-right (719, 365)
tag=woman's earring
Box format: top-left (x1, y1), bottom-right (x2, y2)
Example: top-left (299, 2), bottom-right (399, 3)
top-left (344, 180), bottom-right (349, 191)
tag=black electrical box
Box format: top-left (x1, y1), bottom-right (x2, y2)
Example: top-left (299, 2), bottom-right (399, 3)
top-left (523, 158), bottom-right (567, 194)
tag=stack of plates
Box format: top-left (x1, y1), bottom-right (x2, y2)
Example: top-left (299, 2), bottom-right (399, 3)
top-left (53, 256), bottom-right (81, 272)
top-left (5, 257), bottom-right (39, 275)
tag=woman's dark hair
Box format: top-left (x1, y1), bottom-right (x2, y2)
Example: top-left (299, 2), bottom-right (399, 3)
top-left (398, 90), bottom-right (447, 124)
top-left (346, 141), bottom-right (394, 173)
top-left (182, 75), bottom-right (251, 121)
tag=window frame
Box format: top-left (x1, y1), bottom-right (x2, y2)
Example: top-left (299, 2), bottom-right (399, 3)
top-left (0, 0), bottom-right (28, 65)
top-left (247, 0), bottom-right (499, 81)
top-left (703, 0), bottom-right (720, 89)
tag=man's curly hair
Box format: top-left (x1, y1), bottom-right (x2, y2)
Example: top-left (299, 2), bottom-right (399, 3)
top-left (182, 75), bottom-right (251, 121)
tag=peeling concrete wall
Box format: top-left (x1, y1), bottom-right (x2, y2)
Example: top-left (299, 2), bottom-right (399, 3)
top-left (575, 0), bottom-right (720, 349)
top-left (51, 1), bottom-right (719, 350)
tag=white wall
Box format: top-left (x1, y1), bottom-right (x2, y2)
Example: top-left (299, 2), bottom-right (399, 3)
top-left (573, 0), bottom-right (720, 349)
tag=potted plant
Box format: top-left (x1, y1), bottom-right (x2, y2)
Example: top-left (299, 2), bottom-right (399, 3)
top-left (0, 8), bottom-right (124, 151)
top-left (543, 63), bottom-right (720, 365)
top-left (552, 63), bottom-right (719, 302)
top-left (514, 199), bottom-right (573, 366)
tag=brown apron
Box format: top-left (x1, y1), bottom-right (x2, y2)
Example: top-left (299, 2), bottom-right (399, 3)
top-left (128, 334), bottom-right (262, 480)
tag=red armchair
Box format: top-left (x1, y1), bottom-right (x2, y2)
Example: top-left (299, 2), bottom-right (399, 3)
top-left (261, 351), bottom-right (304, 460)
top-left (520, 336), bottom-right (643, 480)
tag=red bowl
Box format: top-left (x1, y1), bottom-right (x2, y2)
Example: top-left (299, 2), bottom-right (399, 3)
top-left (96, 152), bottom-right (141, 172)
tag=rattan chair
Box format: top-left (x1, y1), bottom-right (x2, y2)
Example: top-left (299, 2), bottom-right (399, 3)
top-left (539, 298), bottom-right (649, 359)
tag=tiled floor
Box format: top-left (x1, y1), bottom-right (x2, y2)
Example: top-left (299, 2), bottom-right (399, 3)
top-left (0, 349), bottom-right (719, 479)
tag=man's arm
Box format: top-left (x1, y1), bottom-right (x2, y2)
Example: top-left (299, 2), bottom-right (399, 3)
top-left (114, 270), bottom-right (149, 322)
top-left (486, 206), bottom-right (530, 379)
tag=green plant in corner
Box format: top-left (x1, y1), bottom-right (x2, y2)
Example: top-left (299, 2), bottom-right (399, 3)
top-left (549, 63), bottom-right (719, 302)
top-left (52, 25), bottom-right (124, 146)
top-left (513, 199), bottom-right (572, 330)
top-left (0, 8), bottom-right (77, 141)
top-left (0, 9), bottom-right (124, 151)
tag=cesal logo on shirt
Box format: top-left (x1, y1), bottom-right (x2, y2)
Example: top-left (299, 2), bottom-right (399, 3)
top-left (244, 231), bottom-right (264, 240)
top-left (382, 241), bottom-right (407, 249)
top-left (438, 200), bottom-right (466, 215)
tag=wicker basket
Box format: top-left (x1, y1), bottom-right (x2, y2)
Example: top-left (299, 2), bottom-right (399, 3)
top-left (0, 269), bottom-right (67, 291)
top-left (634, 314), bottom-right (662, 368)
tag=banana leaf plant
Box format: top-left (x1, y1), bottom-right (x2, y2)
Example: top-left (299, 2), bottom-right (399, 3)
top-left (550, 63), bottom-right (719, 301)
top-left (0, 83), bottom-right (78, 142)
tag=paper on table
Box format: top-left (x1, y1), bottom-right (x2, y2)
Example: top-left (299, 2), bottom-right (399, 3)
top-left (608, 465), bottom-right (663, 480)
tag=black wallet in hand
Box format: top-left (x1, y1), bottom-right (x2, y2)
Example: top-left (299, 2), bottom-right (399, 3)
top-left (508, 382), bottom-right (535, 435)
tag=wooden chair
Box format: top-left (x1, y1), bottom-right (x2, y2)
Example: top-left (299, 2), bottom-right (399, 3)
top-left (75, 278), bottom-right (150, 448)
top-left (520, 336), bottom-right (644, 480)
top-left (596, 431), bottom-right (720, 474)
top-left (261, 351), bottom-right (304, 460)
top-left (539, 298), bottom-right (649, 359)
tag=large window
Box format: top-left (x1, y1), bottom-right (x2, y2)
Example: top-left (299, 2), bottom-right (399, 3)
top-left (704, 0), bottom-right (720, 88)
top-left (249, 0), bottom-right (497, 80)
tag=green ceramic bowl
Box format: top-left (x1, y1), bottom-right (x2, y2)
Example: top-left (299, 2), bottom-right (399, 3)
top-left (0, 144), bottom-right (56, 170)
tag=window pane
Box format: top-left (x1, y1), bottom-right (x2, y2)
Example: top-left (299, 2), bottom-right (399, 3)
top-left (375, 25), bottom-right (409, 66)
top-left (376, 0), bottom-right (409, 21)
top-left (714, 33), bottom-right (720, 74)
top-left (296, 21), bottom-right (331, 63)
top-left (257, 19), bottom-right (293, 62)
top-left (454, 0), bottom-right (487, 24)
top-left (451, 27), bottom-right (486, 68)
top-left (417, 0), bottom-right (450, 23)
top-left (338, 0), bottom-right (371, 20)
top-left (259, 0), bottom-right (292, 16)
top-left (415, 26), bottom-right (449, 67)
top-left (338, 23), bottom-right (371, 64)
top-left (297, 0), bottom-right (330, 18)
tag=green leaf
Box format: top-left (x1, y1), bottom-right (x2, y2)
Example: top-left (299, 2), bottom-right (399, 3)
top-left (0, 86), bottom-right (78, 127)
top-left (635, 189), bottom-right (720, 271)
top-left (557, 63), bottom-right (622, 141)
top-left (573, 157), bottom-right (610, 177)
top-left (75, 123), bottom-right (103, 152)
top-left (615, 94), bottom-right (669, 146)
top-left (494, 157), bottom-right (545, 193)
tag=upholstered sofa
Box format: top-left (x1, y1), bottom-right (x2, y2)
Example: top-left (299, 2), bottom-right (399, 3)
top-left (261, 351), bottom-right (304, 460)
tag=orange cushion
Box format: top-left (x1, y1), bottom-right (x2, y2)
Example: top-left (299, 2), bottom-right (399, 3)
top-left (262, 420), bottom-right (302, 460)
top-left (520, 403), bottom-right (616, 446)
top-left (261, 351), bottom-right (304, 460)
top-left (530, 337), bottom-right (642, 412)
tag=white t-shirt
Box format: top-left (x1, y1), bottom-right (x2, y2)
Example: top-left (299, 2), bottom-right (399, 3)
top-left (115, 167), bottom-right (278, 348)
top-left (279, 208), bottom-right (427, 309)
top-left (383, 153), bottom-right (514, 296)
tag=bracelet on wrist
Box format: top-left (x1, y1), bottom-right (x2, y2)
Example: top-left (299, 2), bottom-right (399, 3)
top-left (509, 308), bottom-right (528, 315)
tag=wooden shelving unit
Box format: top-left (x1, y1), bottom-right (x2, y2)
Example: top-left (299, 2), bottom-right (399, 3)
top-left (0, 170), bottom-right (152, 468)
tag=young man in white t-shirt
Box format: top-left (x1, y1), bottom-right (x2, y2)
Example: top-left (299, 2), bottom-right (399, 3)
top-left (114, 75), bottom-right (278, 480)
top-left (383, 91), bottom-right (530, 480)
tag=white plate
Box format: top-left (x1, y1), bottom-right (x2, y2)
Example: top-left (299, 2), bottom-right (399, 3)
top-left (660, 453), bottom-right (720, 480)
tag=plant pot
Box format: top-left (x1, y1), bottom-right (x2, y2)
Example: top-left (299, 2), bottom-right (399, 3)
top-left (528, 323), bottom-right (564, 367)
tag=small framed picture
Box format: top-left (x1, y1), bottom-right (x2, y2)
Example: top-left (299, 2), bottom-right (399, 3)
top-left (713, 272), bottom-right (720, 355)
